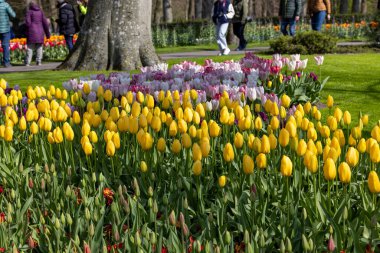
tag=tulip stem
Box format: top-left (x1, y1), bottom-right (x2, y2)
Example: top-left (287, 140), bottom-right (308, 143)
top-left (328, 180), bottom-right (331, 213)
top-left (286, 177), bottom-right (290, 227)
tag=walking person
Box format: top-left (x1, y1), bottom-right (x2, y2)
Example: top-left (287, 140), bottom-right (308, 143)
top-left (232, 0), bottom-right (248, 51)
top-left (24, 1), bottom-right (50, 66)
top-left (56, 0), bottom-right (78, 51)
top-left (0, 0), bottom-right (15, 68)
top-left (77, 0), bottom-right (88, 27)
top-left (279, 0), bottom-right (302, 36)
top-left (212, 0), bottom-right (235, 56)
top-left (308, 0), bottom-right (331, 31)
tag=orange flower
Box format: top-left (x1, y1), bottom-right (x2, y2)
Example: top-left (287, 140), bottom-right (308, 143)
top-left (0, 212), bottom-right (5, 223)
top-left (103, 188), bottom-right (114, 206)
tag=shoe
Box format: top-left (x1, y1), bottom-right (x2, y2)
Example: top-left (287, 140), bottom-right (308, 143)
top-left (25, 63), bottom-right (30, 67)
top-left (223, 48), bottom-right (230, 55)
top-left (4, 64), bottom-right (12, 68)
top-left (218, 52), bottom-right (223, 56)
top-left (36, 62), bottom-right (41, 66)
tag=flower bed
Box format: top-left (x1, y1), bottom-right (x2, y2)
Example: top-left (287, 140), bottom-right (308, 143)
top-left (0, 54), bottom-right (379, 252)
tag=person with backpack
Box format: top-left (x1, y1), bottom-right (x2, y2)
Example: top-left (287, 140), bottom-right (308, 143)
top-left (56, 0), bottom-right (78, 51)
top-left (232, 0), bottom-right (248, 51)
top-left (212, 0), bottom-right (235, 56)
top-left (279, 0), bottom-right (302, 36)
top-left (0, 0), bottom-right (16, 67)
top-left (307, 0), bottom-right (331, 31)
top-left (24, 1), bottom-right (50, 66)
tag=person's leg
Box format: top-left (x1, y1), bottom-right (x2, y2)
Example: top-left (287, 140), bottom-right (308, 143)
top-left (315, 11), bottom-right (326, 31)
top-left (25, 43), bottom-right (34, 66)
top-left (216, 24), bottom-right (223, 52)
top-left (281, 19), bottom-right (289, 36)
top-left (36, 43), bottom-right (43, 65)
top-left (311, 14), bottom-right (318, 31)
top-left (239, 23), bottom-right (247, 50)
top-left (289, 18), bottom-right (296, 36)
top-left (65, 35), bottom-right (74, 51)
top-left (219, 23), bottom-right (229, 53)
top-left (232, 22), bottom-right (240, 50)
top-left (1, 32), bottom-right (11, 66)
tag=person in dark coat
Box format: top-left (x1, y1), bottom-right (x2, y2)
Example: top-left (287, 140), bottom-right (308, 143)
top-left (56, 0), bottom-right (78, 51)
top-left (24, 1), bottom-right (50, 66)
top-left (279, 0), bottom-right (301, 36)
top-left (232, 0), bottom-right (248, 51)
top-left (212, 0), bottom-right (235, 56)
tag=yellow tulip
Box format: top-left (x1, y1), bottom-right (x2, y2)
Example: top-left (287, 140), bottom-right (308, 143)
top-left (345, 147), bottom-right (359, 167)
top-left (171, 139), bottom-right (182, 154)
top-left (234, 132), bottom-right (244, 149)
top-left (82, 122), bottom-right (91, 136)
top-left (281, 94), bottom-right (291, 108)
top-left (106, 140), bottom-right (116, 157)
top-left (53, 127), bottom-right (63, 143)
top-left (243, 154), bottom-right (254, 174)
top-left (320, 125), bottom-right (330, 138)
top-left (141, 132), bottom-right (153, 151)
top-left (43, 118), bottom-right (52, 132)
top-left (47, 132), bottom-right (55, 144)
top-left (270, 116), bottom-right (280, 130)
top-left (140, 161), bottom-right (148, 173)
top-left (338, 162), bottom-right (351, 184)
top-left (279, 128), bottom-right (290, 147)
top-left (63, 122), bottom-right (74, 141)
top-left (280, 155), bottom-right (293, 177)
top-left (83, 83), bottom-right (91, 95)
top-left (256, 153), bottom-right (267, 169)
top-left (157, 138), bottom-right (166, 153)
top-left (223, 143), bottom-right (234, 162)
top-left (296, 139), bottom-right (307, 157)
top-left (333, 108), bottom-right (343, 122)
top-left (254, 117), bottom-right (263, 130)
top-left (196, 103), bottom-right (205, 118)
top-left (304, 102), bottom-right (312, 114)
top-left (261, 135), bottom-right (270, 154)
top-left (178, 119), bottom-right (188, 134)
top-left (30, 122), bottom-right (39, 135)
top-left (370, 143), bottom-right (380, 163)
top-left (112, 132), bottom-right (120, 149)
top-left (169, 120), bottom-right (178, 137)
top-left (220, 106), bottom-right (229, 124)
top-left (218, 175), bottom-right (227, 188)
top-left (181, 133), bottom-right (192, 149)
top-left (192, 160), bottom-right (202, 176)
top-left (269, 133), bottom-right (277, 150)
top-left (285, 121), bottom-right (296, 138)
top-left (306, 153), bottom-right (318, 173)
top-left (343, 111), bottom-right (351, 126)
top-left (209, 121), bottom-right (221, 137)
top-left (19, 116), bottom-right (27, 131)
top-left (252, 137), bottom-right (261, 153)
top-left (104, 90), bottom-right (113, 102)
top-left (357, 138), bottom-right (366, 153)
top-left (323, 158), bottom-right (336, 181)
top-left (129, 117), bottom-right (139, 134)
top-left (301, 118), bottom-right (309, 132)
top-left (199, 137), bottom-right (210, 158)
top-left (368, 171), bottom-right (380, 194)
top-left (361, 114), bottom-right (369, 126)
top-left (146, 94), bottom-right (155, 109)
top-left (351, 126), bottom-right (361, 140)
top-left (89, 131), bottom-right (98, 143)
top-left (4, 126), bottom-right (13, 142)
top-left (371, 125), bottom-right (380, 142)
top-left (151, 116), bottom-right (162, 132)
top-left (326, 95), bottom-right (334, 108)
top-left (192, 143), bottom-right (202, 161)
top-left (327, 116), bottom-right (337, 131)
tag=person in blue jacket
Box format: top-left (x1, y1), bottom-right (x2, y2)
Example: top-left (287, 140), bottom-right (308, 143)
top-left (0, 0), bottom-right (16, 67)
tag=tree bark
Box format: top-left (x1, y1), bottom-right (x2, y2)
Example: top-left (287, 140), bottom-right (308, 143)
top-left (361, 0), bottom-right (367, 13)
top-left (339, 0), bottom-right (349, 14)
top-left (153, 0), bottom-right (163, 23)
top-left (195, 0), bottom-right (202, 19)
top-left (58, 0), bottom-right (159, 71)
top-left (163, 0), bottom-right (173, 23)
top-left (202, 0), bottom-right (213, 19)
top-left (188, 0), bottom-right (194, 19)
top-left (352, 0), bottom-right (361, 13)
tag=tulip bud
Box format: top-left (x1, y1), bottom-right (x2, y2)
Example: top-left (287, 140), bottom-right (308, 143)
top-left (280, 240), bottom-right (286, 253)
top-left (224, 231), bottom-right (231, 244)
top-left (286, 237), bottom-right (292, 252)
top-left (54, 218), bottom-right (61, 229)
top-left (327, 235), bottom-right (335, 252)
top-left (133, 178), bottom-right (140, 197)
top-left (244, 229), bottom-right (250, 244)
top-left (85, 207), bottom-right (91, 220)
top-left (169, 210), bottom-right (176, 226)
top-left (302, 234), bottom-right (309, 251)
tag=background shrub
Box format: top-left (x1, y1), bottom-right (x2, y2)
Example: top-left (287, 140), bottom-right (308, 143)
top-left (269, 31), bottom-right (338, 54)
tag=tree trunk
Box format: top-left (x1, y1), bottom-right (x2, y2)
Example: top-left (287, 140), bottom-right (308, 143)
top-left (153, 0), bottom-right (163, 23)
top-left (377, 0), bottom-right (380, 10)
top-left (188, 0), bottom-right (194, 19)
top-left (339, 0), bottom-right (349, 14)
top-left (352, 0), bottom-right (361, 13)
top-left (253, 0), bottom-right (263, 18)
top-left (202, 0), bottom-right (213, 19)
top-left (163, 0), bottom-right (173, 23)
top-left (58, 0), bottom-right (159, 71)
top-left (195, 0), bottom-right (202, 19)
top-left (361, 0), bottom-right (367, 13)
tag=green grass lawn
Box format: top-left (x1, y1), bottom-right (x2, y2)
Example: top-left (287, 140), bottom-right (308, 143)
top-left (1, 53), bottom-right (379, 127)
